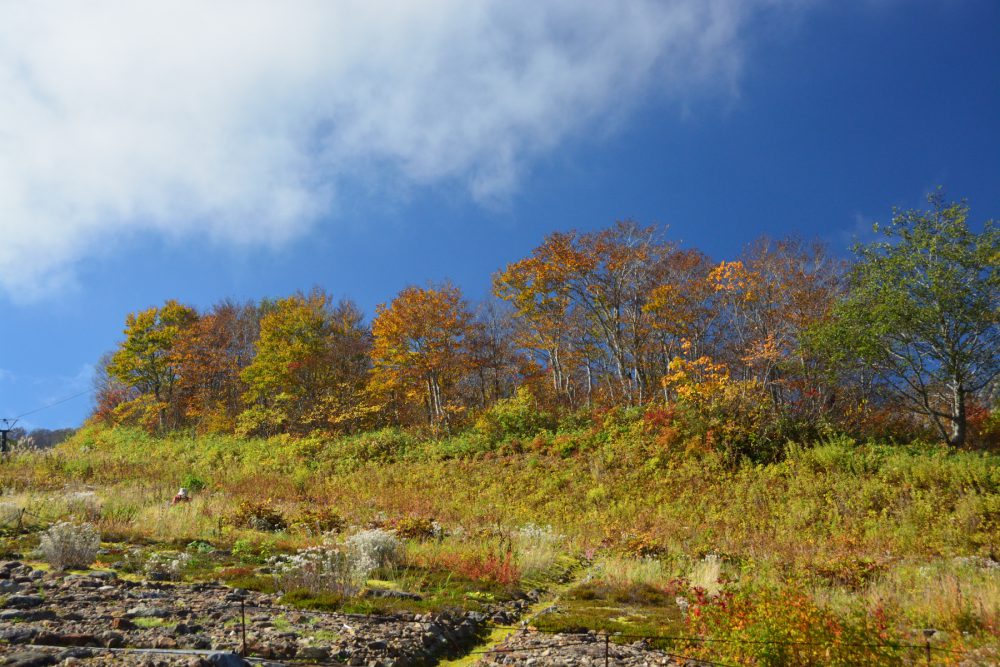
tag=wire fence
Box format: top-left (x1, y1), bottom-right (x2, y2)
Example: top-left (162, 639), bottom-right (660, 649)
top-left (226, 597), bottom-right (956, 666)
top-left (1, 583), bottom-right (963, 666)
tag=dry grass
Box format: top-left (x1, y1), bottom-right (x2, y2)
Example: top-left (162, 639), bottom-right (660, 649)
top-left (866, 559), bottom-right (1000, 634)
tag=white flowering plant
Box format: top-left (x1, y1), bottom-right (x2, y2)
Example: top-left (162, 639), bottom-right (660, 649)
top-left (38, 521), bottom-right (100, 570)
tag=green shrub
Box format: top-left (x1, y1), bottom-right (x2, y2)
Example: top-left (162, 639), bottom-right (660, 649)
top-left (231, 537), bottom-right (276, 563)
top-left (290, 507), bottom-right (345, 535)
top-left (180, 474), bottom-right (207, 492)
top-left (230, 500), bottom-right (287, 532)
top-left (685, 585), bottom-right (906, 666)
top-left (475, 388), bottom-right (556, 445)
top-left (393, 516), bottom-right (438, 540)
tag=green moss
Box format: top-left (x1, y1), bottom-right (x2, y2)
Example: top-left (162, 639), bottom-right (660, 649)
top-left (223, 574), bottom-right (276, 594)
top-left (532, 597), bottom-right (683, 639)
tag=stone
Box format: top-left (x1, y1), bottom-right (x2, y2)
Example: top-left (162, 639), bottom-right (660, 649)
top-left (88, 570), bottom-right (117, 580)
top-left (363, 588), bottom-right (423, 601)
top-left (126, 605), bottom-right (171, 618)
top-left (54, 648), bottom-right (93, 661)
top-left (111, 617), bottom-right (137, 630)
top-left (0, 650), bottom-right (58, 667)
top-left (0, 580), bottom-right (22, 593)
top-left (31, 632), bottom-right (100, 647)
top-left (297, 646), bottom-right (331, 661)
top-left (206, 653), bottom-right (251, 667)
top-left (0, 627), bottom-right (37, 644)
top-left (0, 609), bottom-right (57, 622)
top-left (2, 594), bottom-right (44, 609)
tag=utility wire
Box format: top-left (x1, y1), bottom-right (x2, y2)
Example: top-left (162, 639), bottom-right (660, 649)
top-left (13, 388), bottom-right (92, 419)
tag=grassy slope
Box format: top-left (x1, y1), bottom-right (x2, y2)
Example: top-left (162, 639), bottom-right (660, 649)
top-left (10, 424), bottom-right (997, 560)
top-left (3, 423), bottom-right (999, 662)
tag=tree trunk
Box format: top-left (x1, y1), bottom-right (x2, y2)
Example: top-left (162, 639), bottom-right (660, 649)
top-left (948, 383), bottom-right (966, 448)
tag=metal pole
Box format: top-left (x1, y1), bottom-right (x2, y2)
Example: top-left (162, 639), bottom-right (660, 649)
top-left (922, 628), bottom-right (935, 667)
top-left (605, 634), bottom-right (609, 667)
top-left (241, 599), bottom-right (247, 657)
top-left (0, 418), bottom-right (17, 459)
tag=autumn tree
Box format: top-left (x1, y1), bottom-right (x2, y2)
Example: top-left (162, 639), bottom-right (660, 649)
top-left (239, 290), bottom-right (370, 436)
top-left (820, 194), bottom-right (999, 447)
top-left (107, 300), bottom-right (198, 430)
top-left (496, 221), bottom-right (675, 406)
top-left (462, 300), bottom-right (524, 409)
top-left (710, 238), bottom-right (843, 416)
top-left (92, 351), bottom-right (130, 425)
top-left (173, 299), bottom-right (263, 433)
top-left (643, 248), bottom-right (718, 401)
top-left (494, 232), bottom-right (580, 403)
top-left (370, 284), bottom-right (472, 428)
top-left (572, 222), bottom-right (675, 404)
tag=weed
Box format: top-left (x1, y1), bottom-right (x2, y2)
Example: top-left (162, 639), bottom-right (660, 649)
top-left (38, 522), bottom-right (100, 570)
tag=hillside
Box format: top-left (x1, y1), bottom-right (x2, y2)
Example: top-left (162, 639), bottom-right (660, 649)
top-left (2, 421), bottom-right (998, 665)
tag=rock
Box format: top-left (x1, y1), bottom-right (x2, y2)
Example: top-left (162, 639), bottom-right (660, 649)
top-left (207, 653), bottom-right (251, 667)
top-left (173, 622), bottom-right (202, 635)
top-left (88, 570), bottom-right (117, 580)
top-left (0, 609), bottom-right (57, 622)
top-left (2, 594), bottom-right (44, 609)
top-left (0, 580), bottom-right (22, 593)
top-left (126, 605), bottom-right (171, 618)
top-left (99, 631), bottom-right (125, 648)
top-left (0, 650), bottom-right (58, 667)
top-left (297, 646), bottom-right (332, 661)
top-left (0, 627), bottom-right (37, 645)
top-left (31, 632), bottom-right (100, 647)
top-left (363, 588), bottom-right (423, 601)
top-left (55, 648), bottom-right (93, 661)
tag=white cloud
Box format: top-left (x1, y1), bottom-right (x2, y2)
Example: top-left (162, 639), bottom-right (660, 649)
top-left (0, 0), bottom-right (802, 299)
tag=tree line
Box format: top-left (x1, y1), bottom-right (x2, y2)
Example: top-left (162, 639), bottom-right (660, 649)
top-left (94, 193), bottom-right (999, 451)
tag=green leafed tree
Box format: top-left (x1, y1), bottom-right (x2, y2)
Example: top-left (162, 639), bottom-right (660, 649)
top-left (824, 192), bottom-right (999, 446)
top-left (107, 299), bottom-right (199, 430)
top-left (238, 289), bottom-right (370, 436)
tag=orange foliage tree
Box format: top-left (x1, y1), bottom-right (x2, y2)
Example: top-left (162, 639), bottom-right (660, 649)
top-left (173, 300), bottom-right (262, 433)
top-left (370, 284), bottom-right (473, 429)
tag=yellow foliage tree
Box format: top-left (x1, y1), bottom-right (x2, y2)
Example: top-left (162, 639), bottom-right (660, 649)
top-left (370, 284), bottom-right (472, 428)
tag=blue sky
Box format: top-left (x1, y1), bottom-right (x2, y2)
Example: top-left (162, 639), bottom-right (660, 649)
top-left (1, 0), bottom-right (998, 430)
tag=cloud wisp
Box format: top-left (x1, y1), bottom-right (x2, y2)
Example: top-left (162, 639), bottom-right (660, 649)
top-left (0, 0), bottom-right (798, 299)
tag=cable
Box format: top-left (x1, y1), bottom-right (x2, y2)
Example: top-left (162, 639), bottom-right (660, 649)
top-left (613, 631), bottom-right (935, 652)
top-left (13, 388), bottom-right (92, 419)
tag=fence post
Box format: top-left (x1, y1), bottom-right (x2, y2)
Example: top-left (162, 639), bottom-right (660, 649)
top-left (241, 599), bottom-right (247, 657)
top-left (604, 634), bottom-right (609, 667)
top-left (922, 628), bottom-right (935, 667)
